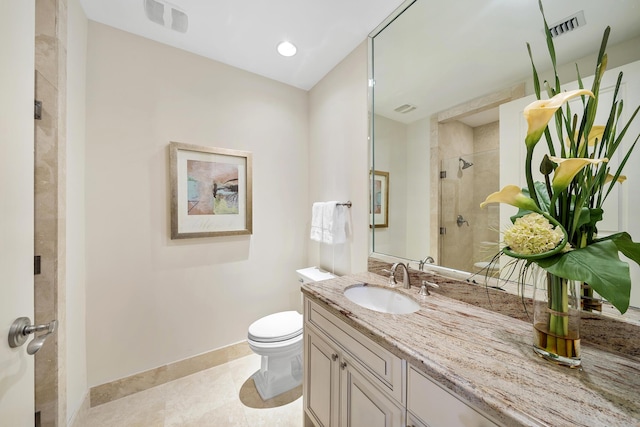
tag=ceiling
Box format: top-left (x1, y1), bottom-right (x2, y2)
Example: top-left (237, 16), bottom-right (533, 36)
top-left (79, 0), bottom-right (407, 90)
top-left (372, 0), bottom-right (640, 124)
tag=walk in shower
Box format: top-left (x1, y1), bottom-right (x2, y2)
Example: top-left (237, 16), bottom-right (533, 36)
top-left (440, 150), bottom-right (500, 274)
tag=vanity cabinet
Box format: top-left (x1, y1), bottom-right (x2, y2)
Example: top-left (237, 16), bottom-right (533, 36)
top-left (303, 297), bottom-right (405, 427)
top-left (407, 365), bottom-right (498, 427)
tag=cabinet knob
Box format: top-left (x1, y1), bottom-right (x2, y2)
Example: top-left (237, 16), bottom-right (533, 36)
top-left (331, 353), bottom-right (338, 361)
top-left (340, 361), bottom-right (347, 370)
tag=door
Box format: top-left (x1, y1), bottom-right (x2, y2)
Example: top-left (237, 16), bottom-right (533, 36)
top-left (0, 0), bottom-right (36, 425)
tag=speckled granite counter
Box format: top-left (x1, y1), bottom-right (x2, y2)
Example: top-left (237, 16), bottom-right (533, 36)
top-left (301, 272), bottom-right (640, 427)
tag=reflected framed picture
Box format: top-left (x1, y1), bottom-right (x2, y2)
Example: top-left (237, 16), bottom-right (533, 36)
top-left (370, 170), bottom-right (389, 228)
top-left (170, 142), bottom-right (252, 239)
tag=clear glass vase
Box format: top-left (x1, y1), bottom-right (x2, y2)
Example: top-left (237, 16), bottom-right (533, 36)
top-left (531, 266), bottom-right (581, 367)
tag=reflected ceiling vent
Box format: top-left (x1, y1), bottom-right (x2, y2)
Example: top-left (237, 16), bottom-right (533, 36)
top-left (394, 104), bottom-right (417, 114)
top-left (548, 10), bottom-right (586, 38)
top-left (144, 0), bottom-right (188, 33)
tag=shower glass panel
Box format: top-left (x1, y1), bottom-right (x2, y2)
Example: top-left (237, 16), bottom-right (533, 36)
top-left (439, 150), bottom-right (500, 274)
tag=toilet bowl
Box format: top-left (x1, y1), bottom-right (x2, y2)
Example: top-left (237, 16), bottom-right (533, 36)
top-left (247, 267), bottom-right (336, 400)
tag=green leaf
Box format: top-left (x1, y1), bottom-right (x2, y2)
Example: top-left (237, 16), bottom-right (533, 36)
top-left (536, 240), bottom-right (630, 314)
top-left (576, 208), bottom-right (602, 230)
top-left (595, 232), bottom-right (640, 266)
top-left (510, 183), bottom-right (551, 223)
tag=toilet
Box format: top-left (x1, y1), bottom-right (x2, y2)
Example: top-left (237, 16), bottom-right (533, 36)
top-left (247, 267), bottom-right (336, 400)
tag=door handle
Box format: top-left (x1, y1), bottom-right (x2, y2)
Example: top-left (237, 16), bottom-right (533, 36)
top-left (8, 317), bottom-right (58, 355)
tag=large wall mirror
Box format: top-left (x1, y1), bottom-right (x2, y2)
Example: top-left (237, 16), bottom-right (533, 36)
top-left (369, 0), bottom-right (640, 306)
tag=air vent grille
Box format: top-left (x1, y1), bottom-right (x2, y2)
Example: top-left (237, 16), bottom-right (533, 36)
top-left (394, 104), bottom-right (417, 114)
top-left (144, 0), bottom-right (188, 33)
top-left (548, 10), bottom-right (586, 38)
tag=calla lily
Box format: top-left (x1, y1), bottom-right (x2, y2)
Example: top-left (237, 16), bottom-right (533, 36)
top-left (568, 125), bottom-right (606, 148)
top-left (605, 173), bottom-right (627, 184)
top-left (548, 156), bottom-right (608, 194)
top-left (480, 185), bottom-right (541, 213)
top-left (524, 89), bottom-right (594, 148)
top-left (586, 125), bottom-right (606, 147)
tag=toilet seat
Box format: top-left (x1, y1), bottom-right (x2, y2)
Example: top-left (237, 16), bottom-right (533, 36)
top-left (247, 311), bottom-right (302, 343)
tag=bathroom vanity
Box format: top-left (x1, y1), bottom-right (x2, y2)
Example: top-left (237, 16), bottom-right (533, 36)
top-left (301, 272), bottom-right (640, 427)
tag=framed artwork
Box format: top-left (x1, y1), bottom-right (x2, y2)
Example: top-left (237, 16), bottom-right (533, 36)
top-left (370, 170), bottom-right (389, 228)
top-left (170, 142), bottom-right (252, 239)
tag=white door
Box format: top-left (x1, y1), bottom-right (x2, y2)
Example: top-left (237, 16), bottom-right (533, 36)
top-left (0, 0), bottom-right (36, 425)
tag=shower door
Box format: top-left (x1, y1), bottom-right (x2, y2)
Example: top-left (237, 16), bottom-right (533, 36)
top-left (439, 151), bottom-right (500, 274)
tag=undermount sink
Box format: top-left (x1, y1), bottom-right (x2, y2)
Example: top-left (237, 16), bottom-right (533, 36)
top-left (344, 284), bottom-right (420, 314)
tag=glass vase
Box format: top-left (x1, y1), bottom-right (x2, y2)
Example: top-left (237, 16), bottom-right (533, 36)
top-left (531, 266), bottom-right (581, 367)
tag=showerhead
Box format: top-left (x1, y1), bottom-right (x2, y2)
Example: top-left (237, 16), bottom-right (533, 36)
top-left (459, 157), bottom-right (474, 170)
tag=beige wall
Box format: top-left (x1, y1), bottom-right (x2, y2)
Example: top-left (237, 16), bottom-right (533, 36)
top-left (308, 42), bottom-right (369, 275)
top-left (371, 114), bottom-right (408, 256)
top-left (66, 0), bottom-right (88, 421)
top-left (85, 22), bottom-right (310, 386)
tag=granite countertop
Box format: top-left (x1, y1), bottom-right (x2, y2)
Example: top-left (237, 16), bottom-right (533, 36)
top-left (301, 272), bottom-right (640, 427)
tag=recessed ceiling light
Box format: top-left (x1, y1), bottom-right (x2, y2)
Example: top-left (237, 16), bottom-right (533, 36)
top-left (277, 41), bottom-right (297, 57)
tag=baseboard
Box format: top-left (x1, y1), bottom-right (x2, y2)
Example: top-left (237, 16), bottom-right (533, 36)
top-left (89, 340), bottom-right (252, 407)
top-left (68, 391), bottom-right (91, 427)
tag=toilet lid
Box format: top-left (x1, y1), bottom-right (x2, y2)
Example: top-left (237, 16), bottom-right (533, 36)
top-left (248, 311), bottom-right (303, 343)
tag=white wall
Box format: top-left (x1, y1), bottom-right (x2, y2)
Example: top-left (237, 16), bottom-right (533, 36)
top-left (66, 0), bottom-right (88, 419)
top-left (371, 115), bottom-right (407, 256)
top-left (405, 117), bottom-right (430, 261)
top-left (308, 42), bottom-right (370, 275)
top-left (85, 22), bottom-right (310, 386)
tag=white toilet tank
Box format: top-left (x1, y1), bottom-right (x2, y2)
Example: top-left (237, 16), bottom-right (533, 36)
top-left (296, 266), bottom-right (336, 284)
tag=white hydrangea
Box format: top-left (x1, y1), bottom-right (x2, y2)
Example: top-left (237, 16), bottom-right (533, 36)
top-left (504, 213), bottom-right (564, 255)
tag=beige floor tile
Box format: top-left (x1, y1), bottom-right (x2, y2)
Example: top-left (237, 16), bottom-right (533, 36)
top-left (80, 351), bottom-right (304, 427)
top-left (165, 399), bottom-right (249, 427)
top-left (228, 353), bottom-right (261, 391)
top-left (242, 398), bottom-right (304, 427)
top-left (164, 365), bottom-right (238, 424)
top-left (80, 384), bottom-right (166, 427)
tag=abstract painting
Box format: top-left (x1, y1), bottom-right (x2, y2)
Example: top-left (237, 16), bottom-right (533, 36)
top-left (370, 170), bottom-right (388, 228)
top-left (170, 142), bottom-right (252, 239)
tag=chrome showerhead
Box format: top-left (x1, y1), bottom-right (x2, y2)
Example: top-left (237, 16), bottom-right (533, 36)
top-left (459, 157), bottom-right (474, 170)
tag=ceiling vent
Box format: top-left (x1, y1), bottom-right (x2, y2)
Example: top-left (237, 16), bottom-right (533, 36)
top-left (548, 10), bottom-right (586, 38)
top-left (394, 104), bottom-right (417, 114)
top-left (144, 0), bottom-right (188, 33)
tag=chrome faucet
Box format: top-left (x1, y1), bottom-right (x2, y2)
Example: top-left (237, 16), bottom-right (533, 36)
top-left (389, 262), bottom-right (410, 289)
top-left (418, 256), bottom-right (434, 271)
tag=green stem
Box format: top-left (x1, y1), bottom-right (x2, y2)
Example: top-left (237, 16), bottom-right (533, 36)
top-left (525, 146), bottom-right (540, 208)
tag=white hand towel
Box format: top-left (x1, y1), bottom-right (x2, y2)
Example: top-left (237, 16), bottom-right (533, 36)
top-left (323, 201), bottom-right (347, 245)
top-left (310, 202), bottom-right (325, 242)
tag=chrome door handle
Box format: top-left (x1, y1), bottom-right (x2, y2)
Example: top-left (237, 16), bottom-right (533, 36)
top-left (8, 317), bottom-right (58, 355)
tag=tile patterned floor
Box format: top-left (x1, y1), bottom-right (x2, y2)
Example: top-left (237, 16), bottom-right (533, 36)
top-left (74, 354), bottom-right (303, 426)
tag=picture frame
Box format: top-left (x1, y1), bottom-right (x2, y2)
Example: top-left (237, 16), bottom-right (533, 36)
top-left (170, 142), bottom-right (252, 239)
top-left (370, 170), bottom-right (389, 228)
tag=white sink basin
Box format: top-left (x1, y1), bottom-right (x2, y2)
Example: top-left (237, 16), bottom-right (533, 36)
top-left (344, 284), bottom-right (420, 315)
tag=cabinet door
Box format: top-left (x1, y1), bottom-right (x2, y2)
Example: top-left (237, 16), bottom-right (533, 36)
top-left (407, 366), bottom-right (498, 427)
top-left (304, 327), bottom-right (340, 427)
top-left (340, 356), bottom-right (405, 427)
top-left (407, 413), bottom-right (428, 427)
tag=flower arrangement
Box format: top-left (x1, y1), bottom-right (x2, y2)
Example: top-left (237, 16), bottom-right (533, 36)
top-left (481, 1), bottom-right (640, 319)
